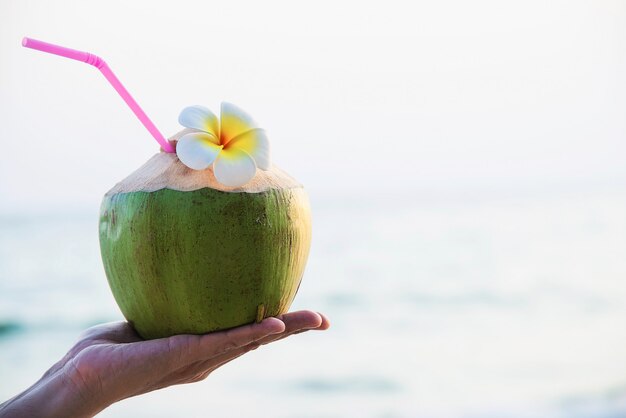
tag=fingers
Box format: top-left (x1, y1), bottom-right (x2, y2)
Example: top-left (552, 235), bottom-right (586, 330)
top-left (185, 311), bottom-right (331, 378)
top-left (317, 312), bottom-right (331, 331)
top-left (144, 311), bottom-right (328, 373)
top-left (256, 310), bottom-right (330, 345)
top-left (185, 317), bottom-right (285, 363)
top-left (131, 318), bottom-right (283, 371)
top-left (160, 310), bottom-right (330, 386)
top-left (277, 310), bottom-right (324, 329)
top-left (198, 311), bottom-right (328, 363)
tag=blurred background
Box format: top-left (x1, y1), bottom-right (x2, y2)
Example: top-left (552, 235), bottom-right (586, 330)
top-left (1, 1), bottom-right (626, 417)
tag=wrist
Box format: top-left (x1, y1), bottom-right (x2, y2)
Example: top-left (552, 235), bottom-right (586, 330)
top-left (0, 367), bottom-right (108, 418)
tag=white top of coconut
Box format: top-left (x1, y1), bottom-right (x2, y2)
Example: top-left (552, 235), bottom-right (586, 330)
top-left (106, 130), bottom-right (303, 195)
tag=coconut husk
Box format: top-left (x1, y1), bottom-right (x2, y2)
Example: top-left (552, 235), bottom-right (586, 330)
top-left (106, 129), bottom-right (302, 195)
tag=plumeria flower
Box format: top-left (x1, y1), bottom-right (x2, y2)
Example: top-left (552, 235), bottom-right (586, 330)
top-left (176, 102), bottom-right (270, 187)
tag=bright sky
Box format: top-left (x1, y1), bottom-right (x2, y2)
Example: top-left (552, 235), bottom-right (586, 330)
top-left (1, 0), bottom-right (625, 213)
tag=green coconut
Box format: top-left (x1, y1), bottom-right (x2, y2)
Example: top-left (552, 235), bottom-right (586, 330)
top-left (99, 133), bottom-right (311, 339)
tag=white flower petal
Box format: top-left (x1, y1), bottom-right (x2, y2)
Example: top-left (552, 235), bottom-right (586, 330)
top-left (176, 132), bottom-right (222, 170)
top-left (226, 129), bottom-right (271, 170)
top-left (220, 102), bottom-right (259, 145)
top-left (213, 147), bottom-right (257, 187)
top-left (178, 105), bottom-right (219, 138)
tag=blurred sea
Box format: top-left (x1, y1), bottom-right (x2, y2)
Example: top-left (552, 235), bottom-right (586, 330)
top-left (2, 190), bottom-right (626, 418)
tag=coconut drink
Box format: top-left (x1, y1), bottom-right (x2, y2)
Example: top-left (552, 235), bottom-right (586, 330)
top-left (23, 38), bottom-right (312, 339)
top-left (100, 105), bottom-right (312, 338)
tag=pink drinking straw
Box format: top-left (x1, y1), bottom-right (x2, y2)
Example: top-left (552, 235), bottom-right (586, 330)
top-left (22, 37), bottom-right (175, 153)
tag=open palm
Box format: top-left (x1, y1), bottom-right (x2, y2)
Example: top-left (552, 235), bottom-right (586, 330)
top-left (1, 311), bottom-right (328, 417)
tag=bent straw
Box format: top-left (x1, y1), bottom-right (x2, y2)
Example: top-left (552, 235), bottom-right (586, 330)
top-left (22, 37), bottom-right (175, 153)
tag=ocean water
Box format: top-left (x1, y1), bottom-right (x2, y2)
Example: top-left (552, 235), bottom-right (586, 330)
top-left (1, 190), bottom-right (626, 417)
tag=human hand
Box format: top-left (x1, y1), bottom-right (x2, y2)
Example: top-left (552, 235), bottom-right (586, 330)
top-left (0, 311), bottom-right (329, 418)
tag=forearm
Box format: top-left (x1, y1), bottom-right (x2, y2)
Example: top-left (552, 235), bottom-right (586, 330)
top-left (0, 368), bottom-right (107, 418)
